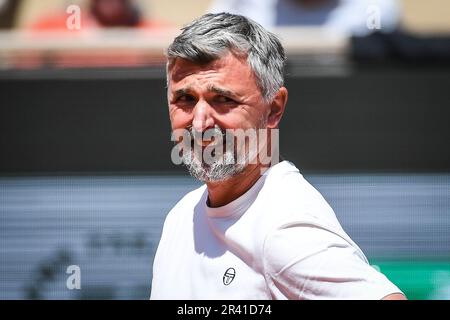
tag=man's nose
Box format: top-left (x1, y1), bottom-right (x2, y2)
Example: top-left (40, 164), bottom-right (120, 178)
top-left (192, 99), bottom-right (215, 132)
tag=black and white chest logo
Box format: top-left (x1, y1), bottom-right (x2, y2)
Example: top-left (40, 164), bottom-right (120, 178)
top-left (223, 268), bottom-right (236, 286)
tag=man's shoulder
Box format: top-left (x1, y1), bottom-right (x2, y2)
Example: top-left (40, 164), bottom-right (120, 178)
top-left (263, 162), bottom-right (340, 227)
top-left (259, 162), bottom-right (366, 264)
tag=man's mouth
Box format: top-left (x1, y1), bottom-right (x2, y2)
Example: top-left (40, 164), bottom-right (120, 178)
top-left (191, 133), bottom-right (226, 148)
top-left (193, 138), bottom-right (214, 148)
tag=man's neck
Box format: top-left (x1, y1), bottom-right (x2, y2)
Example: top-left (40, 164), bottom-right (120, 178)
top-left (206, 162), bottom-right (268, 208)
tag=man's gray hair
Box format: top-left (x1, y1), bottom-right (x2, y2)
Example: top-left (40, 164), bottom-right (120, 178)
top-left (166, 12), bottom-right (286, 102)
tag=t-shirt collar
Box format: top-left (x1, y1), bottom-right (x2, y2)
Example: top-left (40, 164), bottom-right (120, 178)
top-left (203, 160), bottom-right (296, 218)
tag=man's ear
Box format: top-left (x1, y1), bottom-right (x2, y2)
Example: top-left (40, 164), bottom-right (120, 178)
top-left (267, 87), bottom-right (288, 129)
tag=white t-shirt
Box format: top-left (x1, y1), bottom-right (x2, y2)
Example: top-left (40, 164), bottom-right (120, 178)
top-left (150, 161), bottom-right (403, 299)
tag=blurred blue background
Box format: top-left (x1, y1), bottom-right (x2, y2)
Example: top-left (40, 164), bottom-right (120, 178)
top-left (1, 174), bottom-right (449, 299)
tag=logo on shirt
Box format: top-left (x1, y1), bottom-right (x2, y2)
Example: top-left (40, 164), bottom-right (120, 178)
top-left (223, 267), bottom-right (236, 286)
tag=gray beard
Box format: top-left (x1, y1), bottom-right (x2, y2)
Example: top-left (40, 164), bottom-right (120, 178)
top-left (181, 148), bottom-right (246, 182)
top-left (181, 126), bottom-right (247, 182)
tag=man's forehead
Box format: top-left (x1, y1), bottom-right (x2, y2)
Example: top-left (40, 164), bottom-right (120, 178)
top-left (169, 54), bottom-right (249, 83)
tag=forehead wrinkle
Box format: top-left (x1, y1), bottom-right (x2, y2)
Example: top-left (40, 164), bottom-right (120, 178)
top-left (170, 59), bottom-right (222, 83)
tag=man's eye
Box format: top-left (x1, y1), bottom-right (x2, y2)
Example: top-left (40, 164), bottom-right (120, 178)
top-left (216, 96), bottom-right (235, 104)
top-left (176, 95), bottom-right (195, 103)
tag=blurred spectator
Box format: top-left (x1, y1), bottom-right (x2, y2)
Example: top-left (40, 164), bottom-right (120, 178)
top-left (29, 0), bottom-right (167, 31)
top-left (17, 0), bottom-right (173, 68)
top-left (209, 0), bottom-right (401, 36)
top-left (351, 30), bottom-right (450, 63)
top-left (0, 0), bottom-right (20, 29)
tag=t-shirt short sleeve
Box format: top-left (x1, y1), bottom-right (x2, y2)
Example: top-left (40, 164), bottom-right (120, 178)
top-left (262, 223), bottom-right (403, 300)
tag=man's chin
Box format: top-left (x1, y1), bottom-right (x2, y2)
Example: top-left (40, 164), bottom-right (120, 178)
top-left (182, 159), bottom-right (247, 183)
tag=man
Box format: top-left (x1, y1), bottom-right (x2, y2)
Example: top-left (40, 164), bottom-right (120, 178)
top-left (151, 12), bottom-right (405, 300)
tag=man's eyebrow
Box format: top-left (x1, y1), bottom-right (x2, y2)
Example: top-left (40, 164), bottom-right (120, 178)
top-left (173, 87), bottom-right (193, 97)
top-left (207, 85), bottom-right (237, 98)
top-left (172, 85), bottom-right (238, 98)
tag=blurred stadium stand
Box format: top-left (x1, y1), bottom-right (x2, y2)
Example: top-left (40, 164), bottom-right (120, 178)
top-left (0, 0), bottom-right (449, 300)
